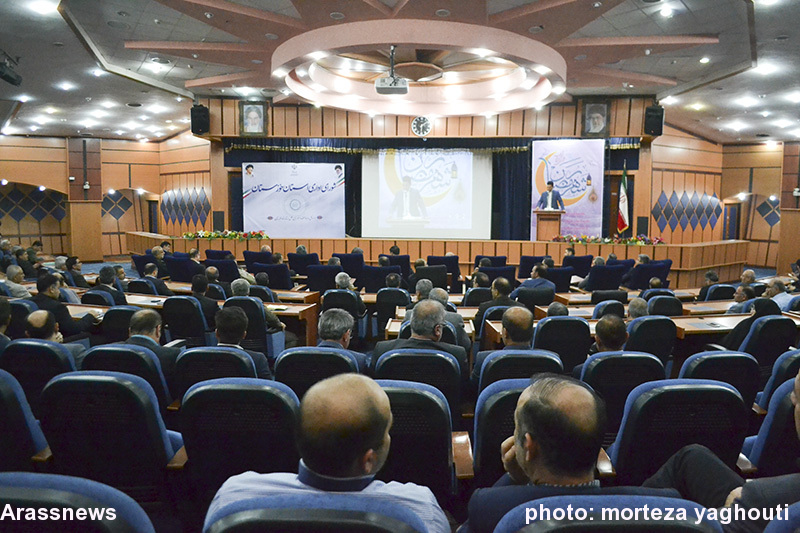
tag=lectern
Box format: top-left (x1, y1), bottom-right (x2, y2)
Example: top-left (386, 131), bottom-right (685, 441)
top-left (533, 210), bottom-right (564, 241)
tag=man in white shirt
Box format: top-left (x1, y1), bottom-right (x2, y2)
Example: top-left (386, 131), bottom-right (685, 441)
top-left (3, 265), bottom-right (31, 298)
top-left (766, 278), bottom-right (795, 311)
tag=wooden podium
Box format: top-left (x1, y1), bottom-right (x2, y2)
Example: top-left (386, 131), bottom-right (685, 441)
top-left (533, 210), bottom-right (564, 241)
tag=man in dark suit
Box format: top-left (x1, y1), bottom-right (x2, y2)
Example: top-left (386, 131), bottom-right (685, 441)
top-left (535, 181), bottom-right (565, 210)
top-left (474, 277), bottom-right (524, 330)
top-left (206, 266), bottom-right (231, 298)
top-left (31, 273), bottom-right (98, 341)
top-left (371, 299), bottom-right (467, 379)
top-left (698, 270), bottom-right (719, 302)
top-left (470, 306), bottom-right (534, 395)
top-left (92, 266), bottom-right (128, 305)
top-left (124, 309), bottom-right (182, 399)
top-left (15, 248), bottom-right (39, 279)
top-left (390, 175), bottom-right (427, 219)
top-left (406, 287), bottom-right (471, 354)
top-left (0, 297), bottom-right (10, 352)
top-left (190, 274), bottom-right (220, 329)
top-left (215, 306), bottom-right (272, 380)
top-left (25, 310), bottom-right (86, 368)
top-left (66, 256), bottom-right (90, 288)
top-left (464, 374), bottom-right (679, 533)
top-left (187, 248), bottom-right (206, 278)
top-left (620, 253), bottom-right (651, 288)
top-left (143, 263), bottom-right (174, 296)
top-left (150, 245), bottom-right (170, 279)
top-left (317, 308), bottom-right (368, 372)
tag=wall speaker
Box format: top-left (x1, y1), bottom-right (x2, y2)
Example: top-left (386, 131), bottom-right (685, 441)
top-left (212, 211), bottom-right (225, 232)
top-left (644, 105), bottom-right (664, 136)
top-left (637, 216), bottom-right (649, 236)
top-left (191, 105), bottom-right (210, 135)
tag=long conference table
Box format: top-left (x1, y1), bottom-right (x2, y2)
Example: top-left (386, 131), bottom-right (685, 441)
top-left (532, 299), bottom-right (737, 319)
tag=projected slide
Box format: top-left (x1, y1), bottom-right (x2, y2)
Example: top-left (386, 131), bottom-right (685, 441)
top-left (242, 162), bottom-right (345, 238)
top-left (362, 149), bottom-right (492, 239)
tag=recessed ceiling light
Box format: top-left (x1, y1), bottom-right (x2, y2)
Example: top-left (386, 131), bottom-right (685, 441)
top-left (528, 25), bottom-right (544, 34)
top-left (92, 69), bottom-right (105, 77)
top-left (251, 59), bottom-right (263, 64)
top-left (735, 96), bottom-right (758, 107)
top-left (57, 82), bottom-right (74, 91)
top-left (736, 192), bottom-right (747, 201)
top-left (660, 6), bottom-right (673, 17)
top-left (593, 1), bottom-right (602, 7)
top-left (307, 51), bottom-right (328, 61)
top-left (774, 119), bottom-right (793, 128)
top-left (761, 110), bottom-right (771, 117)
top-left (435, 8), bottom-right (450, 16)
top-left (699, 57), bottom-right (710, 64)
top-left (126, 102), bottom-right (142, 108)
top-left (330, 11), bottom-right (345, 20)
top-left (0, 180), bottom-right (7, 186)
top-left (552, 85), bottom-right (566, 95)
top-left (38, 185), bottom-right (46, 191)
top-left (661, 96), bottom-right (678, 105)
top-left (117, 11), bottom-right (129, 16)
top-left (107, 20), bottom-right (130, 30)
top-left (90, 110), bottom-right (108, 118)
top-left (44, 107), bottom-right (56, 114)
top-left (264, 33), bottom-right (278, 40)
top-left (472, 48), bottom-right (494, 57)
top-left (123, 121), bottom-right (141, 130)
top-left (108, 188), bottom-right (116, 194)
top-left (786, 91), bottom-right (800, 103)
top-left (139, 115), bottom-right (150, 121)
top-left (151, 57), bottom-right (171, 65)
top-left (147, 104), bottom-right (167, 114)
top-left (204, 12), bottom-right (213, 18)
top-left (758, 0), bottom-right (778, 5)
top-left (137, 188), bottom-right (145, 195)
top-left (145, 63), bottom-right (165, 73)
top-left (689, 102), bottom-right (704, 111)
top-left (273, 68), bottom-right (287, 77)
top-left (29, 126), bottom-right (39, 132)
top-left (754, 63), bottom-right (778, 75)
top-left (768, 194), bottom-right (778, 201)
top-left (18, 95), bottom-right (31, 102)
top-left (29, 1), bottom-right (59, 15)
top-left (728, 121), bottom-right (747, 131)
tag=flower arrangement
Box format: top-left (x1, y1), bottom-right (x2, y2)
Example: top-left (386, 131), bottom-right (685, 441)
top-left (552, 234), bottom-right (666, 245)
top-left (182, 230), bottom-right (268, 241)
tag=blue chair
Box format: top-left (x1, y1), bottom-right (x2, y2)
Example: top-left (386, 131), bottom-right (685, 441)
top-left (332, 252), bottom-right (365, 278)
top-left (250, 263), bottom-right (293, 290)
top-left (203, 493), bottom-right (426, 533)
top-left (206, 283), bottom-right (226, 300)
top-left (473, 378), bottom-right (529, 487)
top-left (39, 371), bottom-right (183, 508)
top-left (0, 283), bottom-right (10, 297)
top-left (495, 495), bottom-right (722, 533)
top-left (128, 278), bottom-right (158, 295)
top-left (375, 287), bottom-right (411, 338)
top-left (0, 472), bottom-right (156, 533)
top-left (400, 318), bottom-right (456, 346)
top-left (204, 249), bottom-right (229, 260)
top-left (607, 379), bottom-right (748, 485)
top-left (737, 315), bottom-right (798, 387)
top-left (322, 289), bottom-right (367, 337)
top-left (8, 299), bottom-right (37, 339)
top-left (626, 316), bottom-right (677, 369)
top-left (543, 266), bottom-right (575, 293)
top-left (413, 264), bottom-right (448, 290)
top-left (608, 258), bottom-right (635, 275)
top-left (0, 339), bottom-right (76, 417)
top-left (244, 250), bottom-right (273, 272)
top-left (651, 258), bottom-right (673, 287)
top-left (679, 351), bottom-right (760, 410)
top-left (474, 255), bottom-right (507, 268)
top-left (517, 255), bottom-right (547, 279)
top-left (180, 378), bottom-right (300, 503)
top-left (478, 265), bottom-right (516, 285)
top-left (174, 347), bottom-right (257, 401)
top-left (427, 255), bottom-right (461, 292)
top-left (515, 287), bottom-right (555, 312)
top-left (533, 316), bottom-right (592, 372)
top-left (787, 295), bottom-right (800, 312)
top-left (205, 259), bottom-right (240, 283)
top-left (764, 500), bottom-right (800, 532)
top-left (640, 288), bottom-right (675, 301)
top-left (750, 282), bottom-right (767, 298)
top-left (592, 300), bottom-right (625, 318)
top-left (380, 254), bottom-right (412, 280)
top-left (477, 305), bottom-right (512, 344)
top-left (306, 264), bottom-right (343, 292)
top-left (287, 252), bottom-right (321, 276)
top-left (647, 295), bottom-right (683, 316)
top-left (0, 369), bottom-right (49, 472)
top-left (223, 296), bottom-right (286, 362)
top-left (590, 289), bottom-right (628, 304)
top-left (741, 378), bottom-right (800, 477)
top-left (706, 283), bottom-right (736, 301)
top-left (162, 296), bottom-right (214, 347)
top-left (164, 256), bottom-right (195, 282)
top-left (274, 347), bottom-right (358, 399)
top-left (478, 349), bottom-right (562, 392)
top-left (585, 264), bottom-right (625, 291)
top-left (463, 287), bottom-right (492, 307)
top-left (81, 290), bottom-right (115, 307)
top-left (361, 265), bottom-right (402, 293)
top-left (61, 269), bottom-right (76, 286)
top-left (131, 254), bottom-right (154, 277)
top-left (249, 285), bottom-right (276, 303)
top-left (623, 263), bottom-right (663, 291)
top-left (756, 349), bottom-right (800, 410)
top-left (563, 254), bottom-right (593, 278)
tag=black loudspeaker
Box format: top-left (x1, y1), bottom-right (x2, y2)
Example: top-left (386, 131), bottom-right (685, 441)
top-left (644, 105), bottom-right (664, 136)
top-left (191, 105), bottom-right (209, 135)
top-left (637, 216), bottom-right (649, 236)
top-left (212, 211), bottom-right (225, 232)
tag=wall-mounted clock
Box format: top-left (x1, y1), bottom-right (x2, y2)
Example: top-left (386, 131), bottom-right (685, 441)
top-left (411, 116), bottom-right (432, 137)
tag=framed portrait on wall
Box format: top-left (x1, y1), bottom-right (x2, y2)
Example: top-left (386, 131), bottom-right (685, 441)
top-left (239, 101), bottom-right (268, 136)
top-left (581, 100), bottom-right (609, 137)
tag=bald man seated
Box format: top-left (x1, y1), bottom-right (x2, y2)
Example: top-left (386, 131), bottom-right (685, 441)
top-left (205, 374), bottom-right (450, 533)
top-left (25, 309), bottom-right (87, 368)
top-left (469, 306), bottom-right (534, 395)
top-left (740, 269), bottom-right (756, 286)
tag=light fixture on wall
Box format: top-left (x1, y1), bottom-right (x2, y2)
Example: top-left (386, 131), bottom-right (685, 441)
top-left (83, 182), bottom-right (90, 190)
top-left (736, 192), bottom-right (748, 201)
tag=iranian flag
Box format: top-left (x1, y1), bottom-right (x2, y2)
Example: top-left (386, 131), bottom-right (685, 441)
top-left (617, 163), bottom-right (630, 233)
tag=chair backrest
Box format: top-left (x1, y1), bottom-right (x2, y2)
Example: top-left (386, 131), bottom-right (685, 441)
top-left (0, 369), bottom-right (49, 472)
top-left (163, 256), bottom-right (194, 283)
top-left (625, 316), bottom-right (677, 366)
top-left (162, 296), bottom-right (210, 347)
top-left (8, 299), bottom-right (37, 339)
top-left (705, 283), bottom-right (736, 301)
top-left (360, 265), bottom-right (401, 293)
top-left (0, 339), bottom-right (75, 417)
top-left (128, 278), bottom-right (157, 295)
top-left (590, 290), bottom-right (627, 304)
top-left (788, 295), bottom-right (800, 312)
top-left (543, 266), bottom-right (575, 293)
top-left (533, 316), bottom-right (593, 370)
top-left (306, 265), bottom-right (343, 293)
top-left (248, 285), bottom-right (275, 303)
top-left (175, 347), bottom-right (257, 399)
top-left (413, 265), bottom-right (448, 289)
top-left (206, 283), bottom-right (226, 300)
top-left (81, 344), bottom-right (172, 409)
top-left (474, 255), bottom-right (507, 268)
top-left (608, 258), bottom-right (635, 275)
top-left (740, 315), bottom-right (798, 387)
top-left (0, 283), bottom-right (10, 297)
top-left (203, 493), bottom-right (426, 533)
top-left (765, 500), bottom-right (800, 533)
top-left (758, 349), bottom-right (800, 409)
top-left (223, 296), bottom-right (273, 353)
top-left (286, 252), bottom-right (319, 276)
top-left (463, 287), bottom-right (493, 307)
top-left (0, 472), bottom-right (157, 533)
top-left (375, 288), bottom-right (411, 336)
top-left (205, 259), bottom-right (240, 283)
top-left (639, 288), bottom-right (675, 301)
top-left (380, 254), bottom-right (411, 279)
top-left (625, 263), bottom-right (663, 290)
top-left (518, 255), bottom-right (547, 279)
top-left (322, 289), bottom-right (361, 318)
top-left (678, 351), bottom-right (760, 409)
top-left (478, 305), bottom-right (511, 339)
top-left (130, 254), bottom-right (153, 277)
top-left (745, 378), bottom-right (800, 477)
top-left (427, 255), bottom-right (460, 277)
top-left (581, 351), bottom-right (666, 446)
top-left (274, 347), bottom-right (358, 399)
top-left (479, 349), bottom-right (563, 392)
top-left (374, 380), bottom-right (453, 500)
top-left (181, 378), bottom-right (300, 502)
top-left (204, 249), bottom-right (229, 260)
top-left (515, 287), bottom-right (555, 312)
top-left (249, 263), bottom-right (293, 290)
top-left (332, 252), bottom-right (365, 278)
top-left (563, 254), bottom-right (593, 278)
top-left (82, 290), bottom-right (116, 306)
top-left (39, 371), bottom-right (179, 501)
top-left (61, 269), bottom-right (76, 287)
top-left (244, 250), bottom-right (274, 272)
top-left (478, 265), bottom-right (516, 285)
top-left (647, 295), bottom-right (683, 316)
top-left (585, 264), bottom-right (625, 292)
top-left (607, 379), bottom-right (748, 485)
top-left (750, 282), bottom-right (767, 298)
top-left (592, 300), bottom-right (625, 319)
top-left (473, 378), bottom-right (529, 487)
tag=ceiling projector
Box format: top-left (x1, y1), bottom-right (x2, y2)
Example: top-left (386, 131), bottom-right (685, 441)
top-left (375, 76), bottom-right (408, 95)
top-left (0, 63), bottom-right (21, 87)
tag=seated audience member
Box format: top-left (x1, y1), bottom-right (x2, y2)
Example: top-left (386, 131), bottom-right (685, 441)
top-left (721, 298), bottom-right (781, 350)
top-left (577, 257), bottom-right (605, 290)
top-left (477, 257), bottom-right (492, 269)
top-left (466, 374), bottom-right (677, 533)
top-left (207, 374), bottom-right (449, 533)
top-left (187, 248), bottom-right (205, 277)
top-left (295, 245), bottom-right (307, 255)
top-left (206, 266), bottom-right (231, 298)
top-left (227, 280), bottom-right (296, 349)
top-left (254, 272), bottom-right (270, 287)
top-left (377, 255), bottom-right (390, 267)
top-left (191, 274), bottom-right (220, 329)
top-left (149, 246), bottom-right (169, 279)
top-left (230, 278), bottom-right (250, 297)
top-left (574, 314), bottom-right (628, 376)
top-left (143, 263), bottom-right (173, 297)
top-left (405, 287), bottom-right (470, 353)
top-left (317, 308), bottom-right (368, 372)
top-left (740, 269), bottom-right (756, 286)
top-left (564, 247), bottom-right (575, 257)
top-left (54, 255), bottom-right (68, 273)
top-left (766, 278), bottom-right (794, 310)
top-left (408, 279), bottom-right (434, 310)
top-left (641, 370), bottom-right (800, 533)
top-left (66, 256), bottom-right (90, 288)
top-left (259, 244), bottom-right (272, 254)
top-left (473, 271), bottom-right (491, 289)
top-left (3, 265), bottom-right (31, 298)
top-left (125, 309), bottom-right (181, 397)
top-left (511, 264), bottom-right (555, 298)
top-left (93, 265), bottom-right (128, 305)
top-left (224, 253), bottom-right (253, 284)
top-left (389, 245), bottom-right (401, 255)
top-left (15, 248), bottom-right (39, 279)
top-left (327, 256), bottom-right (341, 267)
top-left (727, 285), bottom-right (755, 314)
top-left (385, 273), bottom-right (401, 289)
top-left (53, 273), bottom-right (80, 304)
top-left (351, 247), bottom-right (364, 255)
top-left (26, 240), bottom-right (43, 264)
top-left (607, 253), bottom-right (617, 262)
top-left (648, 276), bottom-right (662, 289)
top-left (474, 277), bottom-right (524, 330)
top-left (214, 306), bottom-right (272, 380)
top-left (408, 258), bottom-right (427, 287)
top-left (698, 270), bottom-right (720, 301)
top-left (628, 297), bottom-right (648, 319)
top-left (470, 306), bottom-right (534, 392)
top-left (272, 253), bottom-right (295, 276)
top-left (113, 265), bottom-right (129, 291)
top-left (620, 254), bottom-right (651, 288)
top-left (25, 310), bottom-right (86, 368)
top-left (371, 299), bottom-right (468, 379)
top-left (546, 302), bottom-right (569, 316)
top-left (335, 272), bottom-right (366, 316)
top-left (159, 241), bottom-right (172, 255)
top-left (543, 257), bottom-right (555, 269)
top-left (0, 240), bottom-right (11, 273)
top-left (32, 274), bottom-right (98, 340)
top-left (0, 297), bottom-right (11, 351)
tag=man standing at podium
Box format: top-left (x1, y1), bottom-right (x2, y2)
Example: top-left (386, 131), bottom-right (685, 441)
top-left (536, 181), bottom-right (565, 210)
